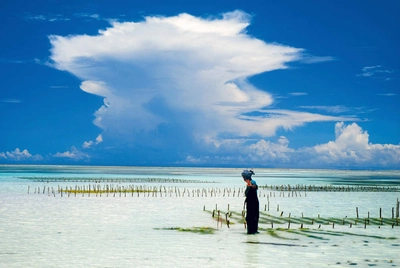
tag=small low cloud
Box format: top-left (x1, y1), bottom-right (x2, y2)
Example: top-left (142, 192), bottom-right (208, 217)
top-left (83, 141), bottom-right (93, 148)
top-left (0, 99), bottom-right (22, 104)
top-left (299, 105), bottom-right (351, 114)
top-left (288, 92), bottom-right (308, 97)
top-left (248, 136), bottom-right (294, 163)
top-left (0, 148), bottom-right (42, 161)
top-left (357, 65), bottom-right (394, 80)
top-left (0, 58), bottom-right (25, 64)
top-left (310, 122), bottom-right (400, 167)
top-left (300, 55), bottom-right (335, 64)
top-left (53, 147), bottom-right (90, 160)
top-left (24, 12), bottom-right (103, 23)
top-left (50, 85), bottom-right (69, 89)
top-left (74, 13), bottom-right (101, 20)
top-left (377, 93), bottom-right (397, 97)
top-left (24, 13), bottom-right (71, 22)
top-left (83, 134), bottom-right (103, 148)
top-left (184, 122), bottom-right (400, 168)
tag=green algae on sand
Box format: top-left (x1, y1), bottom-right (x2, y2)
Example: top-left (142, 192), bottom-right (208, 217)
top-left (155, 227), bottom-right (216, 234)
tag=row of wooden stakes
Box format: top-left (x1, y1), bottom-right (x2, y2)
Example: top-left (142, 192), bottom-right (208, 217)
top-left (28, 184), bottom-right (254, 198)
top-left (208, 201), bottom-right (400, 230)
top-left (261, 184), bottom-right (399, 192)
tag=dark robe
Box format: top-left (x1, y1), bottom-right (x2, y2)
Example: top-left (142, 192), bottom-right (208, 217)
top-left (245, 184), bottom-right (259, 234)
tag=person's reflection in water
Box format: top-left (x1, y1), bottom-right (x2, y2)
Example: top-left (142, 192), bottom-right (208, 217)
top-left (245, 234), bottom-right (260, 266)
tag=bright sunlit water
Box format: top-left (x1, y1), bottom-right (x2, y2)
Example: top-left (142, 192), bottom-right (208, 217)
top-left (0, 165), bottom-right (399, 267)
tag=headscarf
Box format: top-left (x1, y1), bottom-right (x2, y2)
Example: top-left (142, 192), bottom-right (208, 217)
top-left (241, 169), bottom-right (255, 180)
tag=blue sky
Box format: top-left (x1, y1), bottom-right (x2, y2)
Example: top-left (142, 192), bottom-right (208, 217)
top-left (0, 0), bottom-right (399, 169)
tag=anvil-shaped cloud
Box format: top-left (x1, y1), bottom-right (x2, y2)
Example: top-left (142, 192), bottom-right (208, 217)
top-left (48, 11), bottom-right (352, 156)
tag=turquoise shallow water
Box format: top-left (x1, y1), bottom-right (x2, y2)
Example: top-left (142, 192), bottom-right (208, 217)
top-left (1, 165), bottom-right (400, 189)
top-left (1, 165), bottom-right (399, 267)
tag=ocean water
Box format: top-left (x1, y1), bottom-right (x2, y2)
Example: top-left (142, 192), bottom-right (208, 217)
top-left (0, 165), bottom-right (399, 267)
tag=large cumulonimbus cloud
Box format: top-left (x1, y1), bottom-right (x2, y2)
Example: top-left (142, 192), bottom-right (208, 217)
top-left (48, 11), bottom-right (352, 151)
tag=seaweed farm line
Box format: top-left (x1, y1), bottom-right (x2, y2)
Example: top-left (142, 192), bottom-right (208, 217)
top-left (27, 183), bottom-right (400, 227)
top-left (21, 175), bottom-right (400, 192)
top-left (262, 184), bottom-right (400, 192)
top-left (20, 177), bottom-right (215, 184)
top-left (206, 207), bottom-right (400, 231)
top-left (29, 184), bottom-right (252, 198)
top-left (27, 183), bottom-right (400, 198)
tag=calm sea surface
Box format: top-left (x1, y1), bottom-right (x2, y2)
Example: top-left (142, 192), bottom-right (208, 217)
top-left (1, 165), bottom-right (399, 267)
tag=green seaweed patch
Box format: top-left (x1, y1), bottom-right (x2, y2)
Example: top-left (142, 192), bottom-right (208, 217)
top-left (22, 177), bottom-right (214, 183)
top-left (322, 230), bottom-right (398, 240)
top-left (285, 229), bottom-right (329, 240)
top-left (297, 229), bottom-right (397, 240)
top-left (264, 228), bottom-right (300, 240)
top-left (155, 227), bottom-right (216, 234)
top-left (205, 210), bottom-right (240, 225)
top-left (258, 214), bottom-right (286, 224)
top-left (299, 229), bottom-right (344, 237)
top-left (266, 229), bottom-right (291, 240)
top-left (325, 217), bottom-right (346, 225)
top-left (61, 189), bottom-right (157, 194)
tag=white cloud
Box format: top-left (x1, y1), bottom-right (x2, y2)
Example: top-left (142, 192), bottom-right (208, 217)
top-left (83, 141), bottom-right (93, 148)
top-left (311, 122), bottom-right (400, 166)
top-left (289, 92), bottom-right (308, 96)
top-left (0, 99), bottom-right (22, 104)
top-left (96, 134), bottom-right (103, 144)
top-left (83, 134), bottom-right (103, 148)
top-left (300, 55), bottom-right (335, 64)
top-left (53, 147), bottom-right (89, 160)
top-left (186, 122), bottom-right (400, 168)
top-left (74, 13), bottom-right (101, 20)
top-left (0, 148), bottom-right (43, 161)
top-left (50, 85), bottom-right (69, 89)
top-left (24, 13), bottom-right (71, 22)
top-left (236, 109), bottom-right (357, 135)
top-left (49, 11), bottom-right (357, 151)
top-left (248, 136), bottom-right (294, 163)
top-left (377, 93), bottom-right (397, 96)
top-left (357, 65), bottom-right (394, 80)
top-left (0, 58), bottom-right (25, 64)
top-left (24, 12), bottom-right (104, 23)
top-left (299, 105), bottom-right (351, 114)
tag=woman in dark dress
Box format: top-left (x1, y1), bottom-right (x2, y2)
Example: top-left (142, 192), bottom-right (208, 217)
top-left (242, 170), bottom-right (259, 234)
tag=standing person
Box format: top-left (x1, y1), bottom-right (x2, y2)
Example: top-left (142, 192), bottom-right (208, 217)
top-left (242, 170), bottom-right (259, 234)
